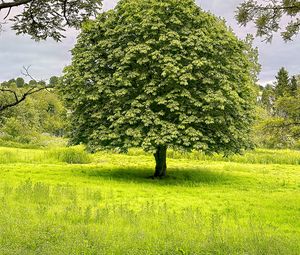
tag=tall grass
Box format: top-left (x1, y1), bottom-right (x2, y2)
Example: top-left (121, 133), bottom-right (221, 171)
top-left (0, 146), bottom-right (91, 164)
top-left (47, 147), bottom-right (91, 164)
top-left (0, 180), bottom-right (298, 255)
top-left (0, 146), bottom-right (299, 254)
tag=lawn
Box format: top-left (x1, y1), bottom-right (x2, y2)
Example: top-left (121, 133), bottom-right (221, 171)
top-left (0, 146), bottom-right (299, 254)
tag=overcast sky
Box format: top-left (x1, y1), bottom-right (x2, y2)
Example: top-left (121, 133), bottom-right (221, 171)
top-left (0, 0), bottom-right (299, 84)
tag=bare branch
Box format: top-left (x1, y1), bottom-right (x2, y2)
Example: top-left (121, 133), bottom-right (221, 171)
top-left (21, 65), bottom-right (36, 81)
top-left (3, 6), bottom-right (12, 19)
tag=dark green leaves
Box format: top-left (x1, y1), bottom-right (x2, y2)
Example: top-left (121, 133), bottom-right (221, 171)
top-left (61, 0), bottom-right (257, 155)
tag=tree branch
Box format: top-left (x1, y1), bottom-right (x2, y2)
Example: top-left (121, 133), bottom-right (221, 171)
top-left (62, 0), bottom-right (71, 26)
top-left (3, 6), bottom-right (12, 19)
top-left (0, 87), bottom-right (45, 112)
top-left (0, 0), bottom-right (32, 10)
top-left (0, 66), bottom-right (48, 112)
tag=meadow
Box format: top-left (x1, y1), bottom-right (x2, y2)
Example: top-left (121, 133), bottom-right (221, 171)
top-left (0, 146), bottom-right (299, 254)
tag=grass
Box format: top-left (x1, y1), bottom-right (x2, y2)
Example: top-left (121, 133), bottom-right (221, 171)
top-left (0, 146), bottom-right (299, 254)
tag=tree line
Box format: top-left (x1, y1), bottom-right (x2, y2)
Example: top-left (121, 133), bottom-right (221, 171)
top-left (0, 77), bottom-right (66, 146)
top-left (256, 68), bottom-right (300, 148)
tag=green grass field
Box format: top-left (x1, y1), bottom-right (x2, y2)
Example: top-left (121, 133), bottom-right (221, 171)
top-left (0, 146), bottom-right (299, 254)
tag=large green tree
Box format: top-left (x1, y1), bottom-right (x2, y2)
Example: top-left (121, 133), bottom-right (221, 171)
top-left (61, 0), bottom-right (258, 177)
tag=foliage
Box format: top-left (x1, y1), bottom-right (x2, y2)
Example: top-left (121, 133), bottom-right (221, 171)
top-left (0, 0), bottom-right (103, 41)
top-left (236, 0), bottom-right (300, 41)
top-left (49, 76), bottom-right (60, 88)
top-left (256, 68), bottom-right (300, 148)
top-left (0, 82), bottom-right (67, 145)
top-left (260, 84), bottom-right (275, 113)
top-left (274, 67), bottom-right (290, 98)
top-left (15, 77), bottom-right (25, 88)
top-left (0, 79), bottom-right (46, 112)
top-left (48, 147), bottom-right (91, 164)
top-left (290, 75), bottom-right (299, 96)
top-left (0, 146), bottom-right (299, 254)
top-left (61, 0), bottom-right (258, 176)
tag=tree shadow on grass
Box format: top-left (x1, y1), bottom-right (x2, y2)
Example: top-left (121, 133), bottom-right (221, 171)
top-left (78, 166), bottom-right (239, 186)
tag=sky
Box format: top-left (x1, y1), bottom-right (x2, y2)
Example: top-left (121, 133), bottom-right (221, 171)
top-left (0, 0), bottom-right (299, 84)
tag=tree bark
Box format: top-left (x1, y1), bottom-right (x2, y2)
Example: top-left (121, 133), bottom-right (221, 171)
top-left (153, 146), bottom-right (167, 178)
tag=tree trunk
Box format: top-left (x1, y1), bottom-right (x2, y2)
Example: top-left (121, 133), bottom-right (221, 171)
top-left (153, 146), bottom-right (167, 178)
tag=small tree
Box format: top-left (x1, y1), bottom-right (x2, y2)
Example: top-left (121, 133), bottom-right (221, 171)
top-left (261, 84), bottom-right (275, 113)
top-left (16, 77), bottom-right (25, 88)
top-left (49, 76), bottom-right (60, 88)
top-left (290, 76), bottom-right (299, 96)
top-left (274, 67), bottom-right (290, 98)
top-left (61, 0), bottom-right (257, 177)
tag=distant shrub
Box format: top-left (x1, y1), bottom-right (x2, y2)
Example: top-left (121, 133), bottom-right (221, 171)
top-left (47, 147), bottom-right (91, 164)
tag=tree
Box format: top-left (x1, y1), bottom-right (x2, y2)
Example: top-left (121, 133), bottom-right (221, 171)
top-left (49, 76), bottom-right (60, 88)
top-left (0, 88), bottom-right (67, 144)
top-left (0, 67), bottom-right (45, 112)
top-left (0, 85), bottom-right (45, 112)
top-left (254, 69), bottom-right (300, 149)
top-left (274, 67), bottom-right (290, 98)
top-left (236, 0), bottom-right (300, 42)
top-left (0, 0), bottom-right (102, 41)
top-left (16, 77), bottom-right (25, 88)
top-left (61, 0), bottom-right (257, 177)
top-left (290, 75), bottom-right (299, 96)
top-left (261, 84), bottom-right (275, 112)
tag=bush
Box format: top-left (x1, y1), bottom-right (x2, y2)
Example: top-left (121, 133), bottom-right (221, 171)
top-left (47, 147), bottom-right (91, 164)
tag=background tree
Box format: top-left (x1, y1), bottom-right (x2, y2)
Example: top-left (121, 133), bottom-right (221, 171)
top-left (290, 75), bottom-right (299, 96)
top-left (0, 0), bottom-right (102, 41)
top-left (254, 67), bottom-right (300, 148)
top-left (49, 76), bottom-right (60, 88)
top-left (260, 84), bottom-right (275, 113)
top-left (0, 85), bottom-right (45, 112)
top-left (61, 0), bottom-right (258, 177)
top-left (236, 0), bottom-right (300, 41)
top-left (0, 86), bottom-right (66, 145)
top-left (0, 67), bottom-right (46, 112)
top-left (15, 77), bottom-right (25, 88)
top-left (274, 67), bottom-right (290, 98)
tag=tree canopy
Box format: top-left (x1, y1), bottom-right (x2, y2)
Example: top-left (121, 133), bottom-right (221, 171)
top-left (236, 0), bottom-right (300, 42)
top-left (61, 0), bottom-right (258, 177)
top-left (0, 0), bottom-right (102, 41)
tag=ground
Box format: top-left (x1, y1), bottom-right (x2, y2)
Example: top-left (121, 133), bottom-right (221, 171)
top-left (0, 146), bottom-right (299, 254)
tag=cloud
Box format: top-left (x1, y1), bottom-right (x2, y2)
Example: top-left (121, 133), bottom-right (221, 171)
top-left (0, 0), bottom-right (299, 84)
